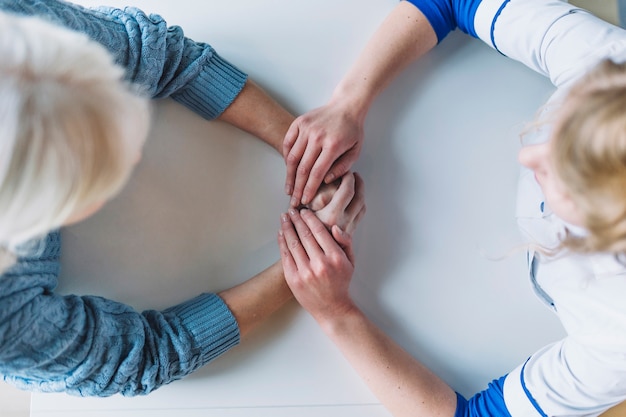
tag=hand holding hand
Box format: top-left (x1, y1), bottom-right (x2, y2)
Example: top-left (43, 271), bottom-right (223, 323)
top-left (278, 209), bottom-right (357, 322)
top-left (283, 103), bottom-right (365, 207)
top-left (307, 172), bottom-right (366, 235)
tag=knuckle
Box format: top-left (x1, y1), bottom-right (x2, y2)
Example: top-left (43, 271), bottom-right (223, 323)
top-left (310, 131), bottom-right (325, 144)
top-left (297, 165), bottom-right (310, 176)
top-left (286, 153), bottom-right (300, 164)
top-left (301, 269), bottom-right (315, 283)
top-left (311, 261), bottom-right (327, 276)
top-left (311, 222), bottom-right (327, 235)
top-left (329, 252), bottom-right (343, 266)
top-left (326, 140), bottom-right (341, 153)
top-left (308, 170), bottom-right (324, 183)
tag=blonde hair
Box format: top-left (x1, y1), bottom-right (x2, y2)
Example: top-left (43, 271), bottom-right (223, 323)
top-left (0, 13), bottom-right (151, 268)
top-left (550, 59), bottom-right (626, 255)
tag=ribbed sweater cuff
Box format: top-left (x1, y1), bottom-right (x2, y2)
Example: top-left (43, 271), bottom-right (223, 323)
top-left (170, 293), bottom-right (240, 364)
top-left (173, 52), bottom-right (248, 120)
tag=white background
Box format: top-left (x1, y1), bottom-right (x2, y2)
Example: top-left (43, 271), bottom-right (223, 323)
top-left (30, 0), bottom-right (567, 416)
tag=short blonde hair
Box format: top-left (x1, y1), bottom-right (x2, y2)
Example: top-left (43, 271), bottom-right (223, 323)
top-left (0, 12), bottom-right (150, 263)
top-left (551, 59), bottom-right (626, 255)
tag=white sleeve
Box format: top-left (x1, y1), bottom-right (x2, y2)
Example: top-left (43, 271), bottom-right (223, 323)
top-left (503, 339), bottom-right (626, 417)
top-left (473, 0), bottom-right (626, 88)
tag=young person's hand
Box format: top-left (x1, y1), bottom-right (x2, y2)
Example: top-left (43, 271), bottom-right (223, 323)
top-left (283, 104), bottom-right (365, 207)
top-left (278, 209), bottom-right (357, 323)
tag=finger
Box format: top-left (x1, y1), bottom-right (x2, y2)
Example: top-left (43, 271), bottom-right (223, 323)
top-left (326, 172), bottom-right (356, 214)
top-left (331, 225), bottom-right (355, 264)
top-left (346, 204), bottom-right (367, 235)
top-left (285, 133), bottom-right (309, 203)
top-left (277, 229), bottom-right (298, 280)
top-left (283, 119), bottom-right (300, 159)
top-left (288, 209), bottom-right (324, 259)
top-left (324, 148), bottom-right (359, 184)
top-left (307, 181), bottom-right (336, 212)
top-left (292, 144), bottom-right (322, 206)
top-left (300, 209), bottom-right (341, 255)
top-left (280, 212), bottom-right (310, 267)
top-left (301, 149), bottom-right (335, 206)
top-left (283, 122), bottom-right (301, 196)
top-left (331, 225), bottom-right (351, 247)
top-left (344, 172), bottom-right (366, 228)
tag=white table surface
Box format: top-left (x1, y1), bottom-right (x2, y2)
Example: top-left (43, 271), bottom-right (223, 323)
top-left (31, 0), bottom-right (566, 415)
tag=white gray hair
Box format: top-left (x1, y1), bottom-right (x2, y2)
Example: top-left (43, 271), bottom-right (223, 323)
top-left (0, 12), bottom-right (150, 268)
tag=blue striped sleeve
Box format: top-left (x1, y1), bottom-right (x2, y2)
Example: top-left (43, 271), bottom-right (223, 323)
top-left (454, 375), bottom-right (513, 417)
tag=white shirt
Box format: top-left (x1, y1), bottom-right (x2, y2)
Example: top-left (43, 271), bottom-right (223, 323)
top-left (473, 1), bottom-right (626, 415)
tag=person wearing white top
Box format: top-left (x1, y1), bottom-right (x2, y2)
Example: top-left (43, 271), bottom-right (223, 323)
top-left (278, 1), bottom-right (626, 416)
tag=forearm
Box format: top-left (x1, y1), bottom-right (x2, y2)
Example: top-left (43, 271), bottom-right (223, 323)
top-left (329, 1), bottom-right (437, 122)
top-left (318, 307), bottom-right (457, 417)
top-left (218, 261), bottom-right (292, 337)
top-left (2, 288), bottom-right (239, 395)
top-left (218, 80), bottom-right (295, 154)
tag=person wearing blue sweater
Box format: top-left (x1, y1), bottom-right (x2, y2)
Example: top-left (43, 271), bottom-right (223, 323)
top-left (0, 0), bottom-right (365, 398)
top-left (280, 0), bottom-right (626, 416)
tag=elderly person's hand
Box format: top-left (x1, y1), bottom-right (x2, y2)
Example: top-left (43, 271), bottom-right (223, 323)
top-left (306, 172), bottom-right (365, 236)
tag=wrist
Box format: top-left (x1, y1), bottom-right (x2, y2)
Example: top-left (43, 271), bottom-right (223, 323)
top-left (328, 82), bottom-right (373, 125)
top-left (315, 302), bottom-right (363, 336)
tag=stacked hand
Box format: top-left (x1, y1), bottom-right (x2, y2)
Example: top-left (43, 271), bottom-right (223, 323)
top-left (278, 168), bottom-right (365, 324)
top-left (306, 172), bottom-right (365, 235)
top-left (281, 99), bottom-right (367, 323)
top-left (278, 208), bottom-right (357, 323)
top-left (283, 103), bottom-right (365, 207)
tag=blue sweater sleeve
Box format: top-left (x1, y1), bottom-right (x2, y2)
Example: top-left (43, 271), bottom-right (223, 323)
top-left (0, 232), bottom-right (240, 396)
top-left (404, 0), bottom-right (483, 42)
top-left (2, 0), bottom-right (247, 120)
top-left (0, 0), bottom-right (245, 396)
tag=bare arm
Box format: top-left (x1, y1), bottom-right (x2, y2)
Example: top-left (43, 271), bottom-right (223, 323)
top-left (219, 170), bottom-right (366, 337)
top-left (284, 1), bottom-right (438, 206)
top-left (328, 1), bottom-right (438, 122)
top-left (218, 261), bottom-right (289, 338)
top-left (318, 307), bottom-right (457, 417)
top-left (278, 209), bottom-right (457, 417)
top-left (218, 79), bottom-right (295, 154)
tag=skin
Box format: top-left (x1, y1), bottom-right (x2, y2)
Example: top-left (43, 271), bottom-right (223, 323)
top-left (517, 140), bottom-right (584, 226)
top-left (63, 77), bottom-right (366, 339)
top-left (279, 139), bottom-right (588, 416)
top-left (63, 5), bottom-right (623, 415)
top-left (219, 79), bottom-right (295, 154)
top-left (278, 7), bottom-right (459, 414)
top-left (220, 171), bottom-right (365, 338)
top-left (278, 1), bottom-right (604, 416)
top-left (278, 210), bottom-right (457, 417)
top-left (283, 1), bottom-right (437, 206)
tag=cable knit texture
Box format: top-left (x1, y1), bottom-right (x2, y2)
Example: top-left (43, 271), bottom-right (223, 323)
top-left (0, 0), bottom-right (243, 396)
top-left (2, 0), bottom-right (248, 120)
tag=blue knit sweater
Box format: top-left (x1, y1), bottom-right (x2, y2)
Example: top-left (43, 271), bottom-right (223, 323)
top-left (0, 0), bottom-right (247, 397)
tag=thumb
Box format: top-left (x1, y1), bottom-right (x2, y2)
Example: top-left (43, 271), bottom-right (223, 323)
top-left (332, 225), bottom-right (355, 264)
top-left (332, 225), bottom-right (350, 246)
